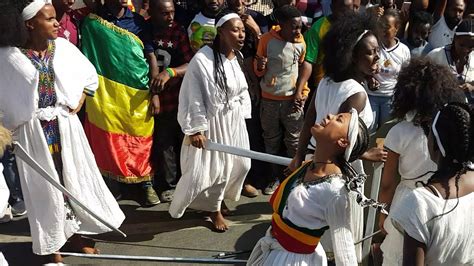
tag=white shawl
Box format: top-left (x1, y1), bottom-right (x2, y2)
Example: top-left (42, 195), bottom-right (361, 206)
top-left (0, 38), bottom-right (125, 255)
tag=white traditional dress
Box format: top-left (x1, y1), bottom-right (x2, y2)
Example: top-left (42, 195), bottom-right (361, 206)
top-left (169, 45), bottom-right (252, 217)
top-left (380, 118), bottom-right (436, 266)
top-left (247, 163), bottom-right (358, 266)
top-left (0, 37), bottom-right (125, 255)
top-left (307, 77), bottom-right (373, 261)
top-left (391, 186), bottom-right (474, 265)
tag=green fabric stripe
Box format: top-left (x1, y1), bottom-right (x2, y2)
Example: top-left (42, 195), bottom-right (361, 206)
top-left (283, 217), bottom-right (329, 237)
top-left (81, 14), bottom-right (149, 90)
top-left (277, 163), bottom-right (310, 215)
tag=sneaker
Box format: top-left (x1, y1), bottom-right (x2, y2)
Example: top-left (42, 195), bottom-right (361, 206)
top-left (0, 205), bottom-right (13, 223)
top-left (263, 180), bottom-right (280, 195)
top-left (241, 184), bottom-right (259, 198)
top-left (159, 189), bottom-right (175, 203)
top-left (11, 200), bottom-right (27, 217)
top-left (142, 186), bottom-right (160, 207)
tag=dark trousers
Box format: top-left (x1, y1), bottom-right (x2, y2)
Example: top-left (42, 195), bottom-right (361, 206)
top-left (244, 101), bottom-right (272, 188)
top-left (1, 147), bottom-right (23, 204)
top-left (151, 110), bottom-right (184, 191)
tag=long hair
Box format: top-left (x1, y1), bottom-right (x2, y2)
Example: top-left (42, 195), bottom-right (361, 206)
top-left (421, 103), bottom-right (473, 221)
top-left (212, 9), bottom-right (250, 105)
top-left (335, 118), bottom-right (387, 212)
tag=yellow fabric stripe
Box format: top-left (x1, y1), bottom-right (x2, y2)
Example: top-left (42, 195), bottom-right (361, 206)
top-left (272, 162), bottom-right (309, 211)
top-left (86, 75), bottom-right (153, 137)
top-left (272, 213), bottom-right (320, 245)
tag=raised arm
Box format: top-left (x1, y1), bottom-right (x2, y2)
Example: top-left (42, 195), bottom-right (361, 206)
top-left (433, 0), bottom-right (448, 23)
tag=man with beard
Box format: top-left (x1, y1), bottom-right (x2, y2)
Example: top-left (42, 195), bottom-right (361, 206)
top-left (429, 0), bottom-right (466, 48)
top-left (187, 0), bottom-right (224, 52)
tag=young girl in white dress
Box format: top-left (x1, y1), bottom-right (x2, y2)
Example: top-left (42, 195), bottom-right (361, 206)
top-left (378, 58), bottom-right (466, 266)
top-left (248, 109), bottom-right (387, 266)
top-left (390, 103), bottom-right (474, 265)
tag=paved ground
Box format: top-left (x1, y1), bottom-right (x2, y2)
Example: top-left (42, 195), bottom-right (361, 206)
top-left (0, 194), bottom-right (272, 265)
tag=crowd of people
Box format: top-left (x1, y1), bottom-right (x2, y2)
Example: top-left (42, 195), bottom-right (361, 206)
top-left (0, 0), bottom-right (472, 265)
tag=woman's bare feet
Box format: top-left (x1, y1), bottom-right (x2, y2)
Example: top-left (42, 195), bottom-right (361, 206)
top-left (209, 211), bottom-right (228, 232)
top-left (69, 235), bottom-right (100, 254)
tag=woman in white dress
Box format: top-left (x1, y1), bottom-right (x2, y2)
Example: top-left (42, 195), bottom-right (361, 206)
top-left (289, 13), bottom-right (387, 261)
top-left (378, 59), bottom-right (467, 266)
top-left (248, 109), bottom-right (387, 266)
top-left (0, 1), bottom-right (125, 263)
top-left (169, 10), bottom-right (252, 232)
top-left (390, 103), bottom-right (474, 265)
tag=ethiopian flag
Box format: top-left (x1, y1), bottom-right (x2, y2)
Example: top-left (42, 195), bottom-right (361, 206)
top-left (81, 14), bottom-right (153, 184)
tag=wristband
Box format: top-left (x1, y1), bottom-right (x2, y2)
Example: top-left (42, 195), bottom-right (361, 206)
top-left (165, 67), bottom-right (176, 78)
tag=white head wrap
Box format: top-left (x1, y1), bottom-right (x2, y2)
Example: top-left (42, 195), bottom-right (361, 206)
top-left (432, 110), bottom-right (446, 157)
top-left (344, 108), bottom-right (359, 161)
top-left (22, 0), bottom-right (49, 21)
top-left (216, 13), bottom-right (241, 28)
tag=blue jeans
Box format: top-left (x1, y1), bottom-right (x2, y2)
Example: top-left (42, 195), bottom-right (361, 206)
top-left (369, 95), bottom-right (392, 132)
top-left (1, 147), bottom-right (23, 204)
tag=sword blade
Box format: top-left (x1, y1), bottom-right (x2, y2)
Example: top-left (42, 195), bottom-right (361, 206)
top-left (205, 140), bottom-right (292, 166)
top-left (13, 141), bottom-right (127, 238)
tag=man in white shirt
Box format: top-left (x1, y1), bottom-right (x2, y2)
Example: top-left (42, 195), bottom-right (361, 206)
top-left (428, 0), bottom-right (466, 48)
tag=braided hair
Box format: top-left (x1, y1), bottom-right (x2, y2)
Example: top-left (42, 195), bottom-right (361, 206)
top-left (212, 9), bottom-right (250, 105)
top-left (336, 117), bottom-right (388, 212)
top-left (423, 103), bottom-right (473, 220)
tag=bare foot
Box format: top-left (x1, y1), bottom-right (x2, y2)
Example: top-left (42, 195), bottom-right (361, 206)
top-left (209, 211), bottom-right (228, 232)
top-left (48, 253), bottom-right (63, 263)
top-left (69, 235), bottom-right (100, 254)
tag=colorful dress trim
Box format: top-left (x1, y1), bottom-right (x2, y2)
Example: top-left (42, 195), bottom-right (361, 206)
top-left (269, 162), bottom-right (329, 254)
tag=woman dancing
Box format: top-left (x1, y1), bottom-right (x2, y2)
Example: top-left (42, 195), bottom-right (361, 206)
top-left (248, 109), bottom-right (387, 265)
top-left (169, 10), bottom-right (252, 232)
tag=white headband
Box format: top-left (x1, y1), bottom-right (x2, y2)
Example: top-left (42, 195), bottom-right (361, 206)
top-left (432, 110), bottom-right (446, 157)
top-left (216, 13), bottom-right (241, 28)
top-left (345, 109), bottom-right (359, 161)
top-left (355, 30), bottom-right (369, 45)
top-left (22, 0), bottom-right (49, 21)
top-left (455, 32), bottom-right (474, 37)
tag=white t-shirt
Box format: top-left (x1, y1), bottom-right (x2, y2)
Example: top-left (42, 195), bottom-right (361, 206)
top-left (187, 12), bottom-right (217, 53)
top-left (427, 46), bottom-right (474, 83)
top-left (384, 120), bottom-right (436, 186)
top-left (428, 16), bottom-right (455, 49)
top-left (391, 187), bottom-right (474, 266)
top-left (370, 39), bottom-right (411, 97)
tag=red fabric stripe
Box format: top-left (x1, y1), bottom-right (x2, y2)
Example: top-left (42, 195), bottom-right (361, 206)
top-left (84, 117), bottom-right (152, 181)
top-left (271, 219), bottom-right (316, 254)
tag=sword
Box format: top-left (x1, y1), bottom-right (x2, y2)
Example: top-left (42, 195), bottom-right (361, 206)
top-left (205, 140), bottom-right (292, 166)
top-left (12, 141), bottom-right (127, 238)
